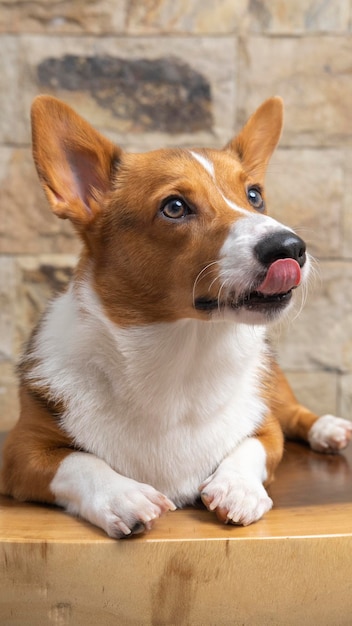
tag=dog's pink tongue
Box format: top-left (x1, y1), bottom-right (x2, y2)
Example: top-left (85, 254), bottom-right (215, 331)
top-left (258, 259), bottom-right (301, 295)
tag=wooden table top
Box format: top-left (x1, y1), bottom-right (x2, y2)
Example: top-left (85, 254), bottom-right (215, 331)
top-left (1, 436), bottom-right (352, 543)
top-left (1, 435), bottom-right (352, 626)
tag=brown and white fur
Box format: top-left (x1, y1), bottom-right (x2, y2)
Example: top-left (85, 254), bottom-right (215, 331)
top-left (1, 96), bottom-right (351, 538)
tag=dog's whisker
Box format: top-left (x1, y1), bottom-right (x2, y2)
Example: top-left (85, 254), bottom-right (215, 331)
top-left (192, 261), bottom-right (219, 304)
top-left (216, 277), bottom-right (232, 313)
top-left (290, 291), bottom-right (306, 323)
top-left (208, 274), bottom-right (222, 293)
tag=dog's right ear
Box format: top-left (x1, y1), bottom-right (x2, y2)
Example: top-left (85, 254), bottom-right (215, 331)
top-left (226, 97), bottom-right (283, 183)
top-left (31, 96), bottom-right (122, 226)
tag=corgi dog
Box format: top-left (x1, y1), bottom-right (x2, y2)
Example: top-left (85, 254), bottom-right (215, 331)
top-left (1, 96), bottom-right (351, 539)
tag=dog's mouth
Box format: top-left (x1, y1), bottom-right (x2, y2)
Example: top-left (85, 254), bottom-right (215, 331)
top-left (194, 288), bottom-right (294, 313)
top-left (194, 258), bottom-right (301, 315)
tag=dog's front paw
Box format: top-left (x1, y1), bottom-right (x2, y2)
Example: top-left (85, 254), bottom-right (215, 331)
top-left (51, 454), bottom-right (177, 539)
top-left (308, 414), bottom-right (352, 453)
top-left (199, 471), bottom-right (272, 526)
top-left (82, 479), bottom-right (176, 539)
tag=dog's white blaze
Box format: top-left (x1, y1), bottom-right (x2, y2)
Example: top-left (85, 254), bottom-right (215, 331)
top-left (25, 276), bottom-right (269, 507)
top-left (189, 150), bottom-right (215, 179)
top-left (220, 192), bottom-right (251, 216)
top-left (189, 150), bottom-right (251, 216)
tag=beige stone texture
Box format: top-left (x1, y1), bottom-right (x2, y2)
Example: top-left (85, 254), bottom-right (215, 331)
top-left (2, 0), bottom-right (349, 37)
top-left (283, 370), bottom-right (338, 418)
top-left (0, 254), bottom-right (75, 430)
top-left (0, 361), bottom-right (19, 431)
top-left (266, 148), bottom-right (343, 259)
top-left (339, 375), bottom-right (352, 420)
top-left (246, 0), bottom-right (350, 34)
top-left (14, 255), bottom-right (75, 355)
top-left (0, 148), bottom-right (80, 255)
top-left (238, 36), bottom-right (352, 147)
top-left (1, 254), bottom-right (75, 357)
top-left (18, 35), bottom-right (236, 151)
top-left (0, 0), bottom-right (126, 34)
top-left (272, 261), bottom-right (352, 373)
top-left (341, 149), bottom-right (352, 259)
top-left (0, 257), bottom-right (16, 363)
top-left (126, 0), bottom-right (248, 34)
top-left (0, 37), bottom-right (24, 144)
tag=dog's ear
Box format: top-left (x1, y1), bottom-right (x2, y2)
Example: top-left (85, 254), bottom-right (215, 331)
top-left (226, 97), bottom-right (283, 182)
top-left (31, 96), bottom-right (122, 226)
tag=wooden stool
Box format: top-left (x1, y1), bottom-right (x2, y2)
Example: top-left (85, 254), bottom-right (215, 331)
top-left (1, 437), bottom-right (352, 625)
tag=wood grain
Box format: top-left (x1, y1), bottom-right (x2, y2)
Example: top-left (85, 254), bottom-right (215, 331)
top-left (1, 437), bottom-right (352, 625)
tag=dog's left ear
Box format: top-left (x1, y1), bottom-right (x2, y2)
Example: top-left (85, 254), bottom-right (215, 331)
top-left (31, 96), bottom-right (123, 227)
top-left (226, 97), bottom-right (283, 183)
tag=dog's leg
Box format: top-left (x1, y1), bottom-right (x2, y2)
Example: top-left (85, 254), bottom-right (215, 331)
top-left (1, 388), bottom-right (176, 538)
top-left (271, 362), bottom-right (352, 453)
top-left (49, 452), bottom-right (176, 538)
top-left (199, 414), bottom-right (284, 526)
top-left (1, 387), bottom-right (73, 504)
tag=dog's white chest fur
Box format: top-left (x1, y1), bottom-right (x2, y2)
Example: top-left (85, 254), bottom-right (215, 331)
top-left (28, 279), bottom-right (269, 506)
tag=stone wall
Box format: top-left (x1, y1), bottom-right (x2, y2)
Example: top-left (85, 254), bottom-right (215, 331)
top-left (1, 0), bottom-right (352, 430)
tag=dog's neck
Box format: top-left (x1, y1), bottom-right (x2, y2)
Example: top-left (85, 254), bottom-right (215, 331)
top-left (69, 275), bottom-right (268, 420)
top-left (75, 272), bottom-right (267, 364)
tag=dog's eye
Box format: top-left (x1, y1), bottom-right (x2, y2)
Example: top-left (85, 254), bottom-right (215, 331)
top-left (247, 187), bottom-right (264, 212)
top-left (161, 197), bottom-right (190, 220)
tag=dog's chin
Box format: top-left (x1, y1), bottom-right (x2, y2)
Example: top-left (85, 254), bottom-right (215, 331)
top-left (194, 288), bottom-right (294, 324)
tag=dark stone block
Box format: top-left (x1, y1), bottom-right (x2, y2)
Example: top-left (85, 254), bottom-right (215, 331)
top-left (22, 264), bottom-right (73, 293)
top-left (37, 54), bottom-right (213, 133)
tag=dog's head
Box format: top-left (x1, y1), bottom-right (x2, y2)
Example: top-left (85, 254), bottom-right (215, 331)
top-left (31, 96), bottom-right (308, 326)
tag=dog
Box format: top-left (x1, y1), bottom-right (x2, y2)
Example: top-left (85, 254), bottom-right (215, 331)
top-left (1, 95), bottom-right (351, 538)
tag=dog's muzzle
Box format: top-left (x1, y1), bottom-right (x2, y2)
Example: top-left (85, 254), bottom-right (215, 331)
top-left (194, 230), bottom-right (307, 315)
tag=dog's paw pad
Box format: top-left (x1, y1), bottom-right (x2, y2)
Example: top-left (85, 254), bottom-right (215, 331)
top-left (199, 472), bottom-right (272, 526)
top-left (308, 414), bottom-right (352, 453)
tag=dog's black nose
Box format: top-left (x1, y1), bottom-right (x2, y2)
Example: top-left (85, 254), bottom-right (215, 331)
top-left (255, 231), bottom-right (306, 268)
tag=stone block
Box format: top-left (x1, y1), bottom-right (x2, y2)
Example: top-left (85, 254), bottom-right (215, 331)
top-left (271, 261), bottom-right (352, 373)
top-left (14, 255), bottom-right (75, 354)
top-left (2, 0), bottom-right (348, 36)
top-left (246, 0), bottom-right (350, 34)
top-left (19, 35), bottom-right (236, 150)
top-left (0, 36), bottom-right (25, 144)
top-left (37, 55), bottom-right (212, 135)
top-left (339, 374), bottom-right (352, 420)
top-left (341, 149), bottom-right (352, 259)
top-left (0, 257), bottom-right (16, 362)
top-left (282, 369), bottom-right (338, 418)
top-left (0, 147), bottom-right (80, 255)
top-left (125, 0), bottom-right (247, 34)
top-left (237, 36), bottom-right (352, 147)
top-left (0, 361), bottom-right (19, 431)
top-left (0, 254), bottom-right (75, 431)
top-left (266, 148), bottom-right (343, 258)
top-left (0, 0), bottom-right (126, 34)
